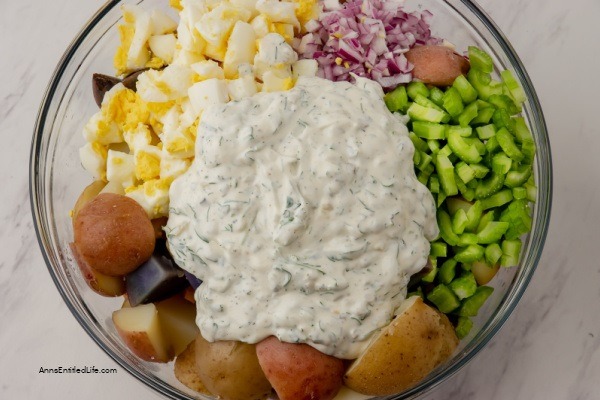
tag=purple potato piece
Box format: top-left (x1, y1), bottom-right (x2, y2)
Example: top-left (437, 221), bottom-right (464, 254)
top-left (125, 240), bottom-right (188, 307)
top-left (121, 68), bottom-right (148, 91)
top-left (92, 73), bottom-right (121, 107)
top-left (183, 271), bottom-right (202, 289)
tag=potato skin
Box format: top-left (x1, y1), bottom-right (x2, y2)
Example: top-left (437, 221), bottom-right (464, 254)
top-left (73, 193), bottom-right (155, 276)
top-left (343, 296), bottom-right (458, 396)
top-left (194, 335), bottom-right (272, 400)
top-left (72, 180), bottom-right (106, 222)
top-left (174, 340), bottom-right (211, 395)
top-left (256, 336), bottom-right (345, 400)
top-left (405, 45), bottom-right (470, 87)
top-left (69, 242), bottom-right (125, 296)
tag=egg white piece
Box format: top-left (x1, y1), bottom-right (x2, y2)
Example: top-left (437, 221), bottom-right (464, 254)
top-left (137, 65), bottom-right (195, 102)
top-left (79, 142), bottom-right (107, 181)
top-left (127, 10), bottom-right (153, 70)
top-left (149, 34), bottom-right (177, 63)
top-left (188, 78), bottom-right (230, 116)
top-left (223, 21), bottom-right (257, 78)
top-left (254, 33), bottom-right (297, 79)
top-left (292, 59), bottom-right (318, 79)
top-left (106, 150), bottom-right (136, 189)
top-left (160, 149), bottom-right (192, 181)
top-left (100, 179), bottom-right (126, 195)
top-left (256, 0), bottom-right (299, 28)
top-left (83, 111), bottom-right (121, 145)
top-left (227, 74), bottom-right (258, 100)
top-left (126, 180), bottom-right (170, 219)
top-left (150, 9), bottom-right (178, 35)
top-left (250, 14), bottom-right (270, 38)
top-left (191, 60), bottom-right (225, 80)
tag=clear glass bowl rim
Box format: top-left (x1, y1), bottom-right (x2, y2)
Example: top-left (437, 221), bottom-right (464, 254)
top-left (29, 0), bottom-right (552, 399)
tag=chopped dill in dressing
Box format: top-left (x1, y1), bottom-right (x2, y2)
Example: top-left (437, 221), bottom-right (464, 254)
top-left (166, 76), bottom-right (438, 359)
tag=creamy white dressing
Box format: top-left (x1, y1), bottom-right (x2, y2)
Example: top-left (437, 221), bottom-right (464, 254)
top-left (165, 76), bottom-right (438, 359)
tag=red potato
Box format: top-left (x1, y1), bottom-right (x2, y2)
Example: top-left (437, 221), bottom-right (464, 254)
top-left (71, 180), bottom-right (106, 222)
top-left (183, 286), bottom-right (195, 303)
top-left (151, 216), bottom-right (169, 240)
top-left (405, 45), bottom-right (470, 87)
top-left (256, 336), bottom-right (345, 400)
top-left (112, 302), bottom-right (172, 363)
top-left (73, 193), bottom-right (155, 276)
top-left (155, 294), bottom-right (199, 356)
top-left (69, 242), bottom-right (125, 297)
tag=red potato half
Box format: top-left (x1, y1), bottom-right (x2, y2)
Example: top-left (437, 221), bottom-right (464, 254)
top-left (112, 302), bottom-right (172, 363)
top-left (256, 336), bottom-right (345, 400)
top-left (343, 296), bottom-right (459, 396)
top-left (405, 45), bottom-right (470, 87)
top-left (70, 242), bottom-right (125, 297)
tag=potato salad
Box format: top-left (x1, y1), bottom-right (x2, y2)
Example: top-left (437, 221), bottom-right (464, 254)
top-left (70, 0), bottom-right (536, 399)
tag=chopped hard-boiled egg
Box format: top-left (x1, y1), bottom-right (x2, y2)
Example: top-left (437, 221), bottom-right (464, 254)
top-left (262, 70), bottom-right (294, 92)
top-left (79, 142), bottom-right (108, 181)
top-left (188, 78), bottom-right (229, 116)
top-left (228, 73), bottom-right (258, 100)
top-left (190, 60), bottom-right (225, 80)
top-left (160, 149), bottom-right (192, 181)
top-left (149, 34), bottom-right (177, 63)
top-left (223, 21), bottom-right (257, 78)
top-left (82, 0), bottom-right (320, 218)
top-left (250, 14), bottom-right (270, 38)
top-left (126, 179), bottom-right (171, 219)
top-left (83, 111), bottom-right (121, 145)
top-left (123, 124), bottom-right (153, 154)
top-left (106, 150), bottom-right (136, 189)
top-left (256, 0), bottom-right (299, 28)
top-left (150, 9), bottom-right (178, 35)
top-left (135, 144), bottom-right (162, 181)
top-left (114, 5), bottom-right (178, 75)
top-left (292, 58), bottom-right (318, 79)
top-left (161, 127), bottom-right (196, 159)
top-left (136, 65), bottom-right (195, 102)
top-left (254, 33), bottom-right (298, 79)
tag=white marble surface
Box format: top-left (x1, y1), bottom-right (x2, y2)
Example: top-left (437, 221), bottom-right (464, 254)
top-left (1, 0), bottom-right (598, 399)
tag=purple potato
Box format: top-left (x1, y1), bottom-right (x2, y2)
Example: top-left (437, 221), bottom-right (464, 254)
top-left (92, 73), bottom-right (121, 107)
top-left (184, 271), bottom-right (202, 289)
top-left (125, 240), bottom-right (188, 307)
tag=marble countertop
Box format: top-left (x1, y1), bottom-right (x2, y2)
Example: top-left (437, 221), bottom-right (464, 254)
top-left (1, 0), bottom-right (598, 399)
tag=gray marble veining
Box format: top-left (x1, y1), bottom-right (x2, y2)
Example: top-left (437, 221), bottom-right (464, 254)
top-left (1, 0), bottom-right (599, 399)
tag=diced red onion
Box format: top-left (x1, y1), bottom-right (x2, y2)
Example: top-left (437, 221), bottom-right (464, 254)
top-left (294, 0), bottom-right (441, 91)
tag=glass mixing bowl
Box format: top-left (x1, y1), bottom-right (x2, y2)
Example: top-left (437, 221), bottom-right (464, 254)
top-left (30, 0), bottom-right (552, 399)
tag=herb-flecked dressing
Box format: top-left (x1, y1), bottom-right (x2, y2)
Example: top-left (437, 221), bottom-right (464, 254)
top-left (166, 76), bottom-right (438, 359)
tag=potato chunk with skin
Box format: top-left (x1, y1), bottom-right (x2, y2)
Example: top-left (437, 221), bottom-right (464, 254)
top-left (71, 180), bottom-right (106, 221)
top-left (174, 340), bottom-right (211, 395)
top-left (256, 336), bottom-right (345, 400)
top-left (73, 193), bottom-right (155, 276)
top-left (194, 335), bottom-right (272, 400)
top-left (112, 303), bottom-right (172, 362)
top-left (70, 242), bottom-right (125, 297)
top-left (155, 294), bottom-right (198, 356)
top-left (405, 45), bottom-right (470, 87)
top-left (343, 296), bottom-right (459, 395)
